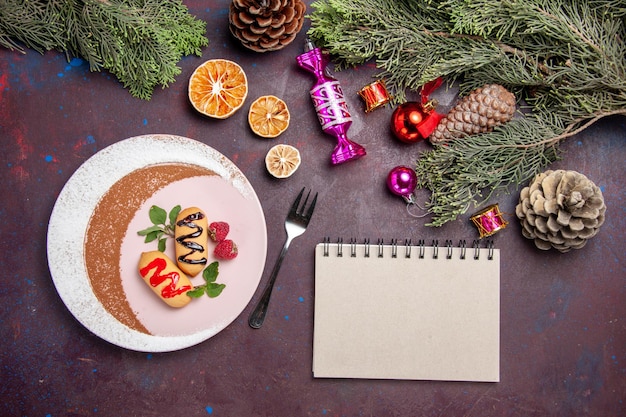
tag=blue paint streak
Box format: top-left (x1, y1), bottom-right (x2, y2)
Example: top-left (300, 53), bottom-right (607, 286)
top-left (57, 73), bottom-right (64, 77)
top-left (205, 406), bottom-right (214, 414)
top-left (45, 155), bottom-right (53, 162)
top-left (565, 349), bottom-right (603, 406)
top-left (70, 57), bottom-right (84, 67)
top-left (143, 118), bottom-right (148, 126)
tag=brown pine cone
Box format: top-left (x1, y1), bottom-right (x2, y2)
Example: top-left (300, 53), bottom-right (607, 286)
top-left (429, 84), bottom-right (516, 145)
top-left (229, 0), bottom-right (306, 53)
top-left (515, 170), bottom-right (606, 252)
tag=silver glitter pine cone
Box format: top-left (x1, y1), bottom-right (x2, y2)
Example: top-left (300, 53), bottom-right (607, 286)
top-left (515, 170), bottom-right (606, 252)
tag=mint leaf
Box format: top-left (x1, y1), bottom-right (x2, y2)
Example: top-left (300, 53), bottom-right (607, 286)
top-left (186, 262), bottom-right (226, 301)
top-left (169, 205), bottom-right (182, 226)
top-left (203, 261), bottom-right (219, 283)
top-left (149, 205), bottom-right (167, 225)
top-left (187, 287), bottom-right (206, 298)
top-left (138, 204), bottom-right (180, 251)
top-left (137, 224), bottom-right (162, 236)
top-left (143, 230), bottom-right (160, 243)
top-left (206, 283), bottom-right (226, 298)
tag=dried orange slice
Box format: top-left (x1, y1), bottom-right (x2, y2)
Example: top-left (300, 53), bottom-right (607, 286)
top-left (188, 59), bottom-right (248, 119)
top-left (265, 144), bottom-right (301, 178)
top-left (248, 95), bottom-right (290, 138)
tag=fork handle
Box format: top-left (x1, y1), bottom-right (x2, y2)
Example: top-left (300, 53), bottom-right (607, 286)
top-left (248, 239), bottom-right (292, 329)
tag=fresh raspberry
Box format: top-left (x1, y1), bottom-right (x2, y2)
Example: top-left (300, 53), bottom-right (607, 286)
top-left (214, 239), bottom-right (238, 260)
top-left (208, 221), bottom-right (230, 242)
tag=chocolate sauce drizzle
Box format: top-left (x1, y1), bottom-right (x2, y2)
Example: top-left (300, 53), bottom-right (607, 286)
top-left (176, 211), bottom-right (207, 265)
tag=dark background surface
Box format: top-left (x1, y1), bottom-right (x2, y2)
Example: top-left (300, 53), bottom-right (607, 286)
top-left (1, 1), bottom-right (625, 416)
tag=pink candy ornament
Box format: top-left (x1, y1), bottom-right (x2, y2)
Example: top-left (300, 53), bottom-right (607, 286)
top-left (296, 39), bottom-right (366, 165)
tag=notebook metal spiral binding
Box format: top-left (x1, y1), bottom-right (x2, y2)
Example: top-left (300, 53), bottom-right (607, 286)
top-left (378, 238), bottom-right (385, 258)
top-left (322, 237), bottom-right (495, 260)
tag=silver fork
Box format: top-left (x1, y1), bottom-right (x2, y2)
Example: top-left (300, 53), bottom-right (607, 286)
top-left (249, 187), bottom-right (318, 329)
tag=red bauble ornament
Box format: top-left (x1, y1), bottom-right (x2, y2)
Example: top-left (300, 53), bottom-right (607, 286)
top-left (390, 102), bottom-right (433, 143)
top-left (390, 77), bottom-right (445, 143)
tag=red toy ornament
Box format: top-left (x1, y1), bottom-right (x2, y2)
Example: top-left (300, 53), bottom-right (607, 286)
top-left (391, 102), bottom-right (433, 143)
top-left (390, 78), bottom-right (445, 143)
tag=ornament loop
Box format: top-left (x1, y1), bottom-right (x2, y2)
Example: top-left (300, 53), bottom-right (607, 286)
top-left (422, 99), bottom-right (438, 113)
top-left (406, 200), bottom-right (429, 218)
top-left (402, 191), bottom-right (429, 218)
top-left (420, 77), bottom-right (444, 105)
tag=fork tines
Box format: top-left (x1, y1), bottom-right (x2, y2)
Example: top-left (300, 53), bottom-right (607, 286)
top-left (292, 187), bottom-right (318, 219)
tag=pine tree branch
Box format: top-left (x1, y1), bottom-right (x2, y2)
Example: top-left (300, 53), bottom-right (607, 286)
top-left (515, 108), bottom-right (626, 149)
top-left (535, 5), bottom-right (602, 56)
top-left (0, 0), bottom-right (208, 99)
top-left (309, 0), bottom-right (626, 226)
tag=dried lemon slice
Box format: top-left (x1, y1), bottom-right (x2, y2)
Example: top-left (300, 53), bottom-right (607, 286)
top-left (188, 59), bottom-right (248, 119)
top-left (248, 95), bottom-right (290, 138)
top-left (265, 144), bottom-right (301, 178)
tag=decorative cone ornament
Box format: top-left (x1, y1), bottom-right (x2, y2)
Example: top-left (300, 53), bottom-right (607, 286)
top-left (229, 0), bottom-right (306, 53)
top-left (429, 84), bottom-right (516, 145)
top-left (515, 170), bottom-right (606, 252)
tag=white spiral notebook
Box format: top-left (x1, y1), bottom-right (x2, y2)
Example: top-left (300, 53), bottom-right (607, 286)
top-left (313, 239), bottom-right (500, 382)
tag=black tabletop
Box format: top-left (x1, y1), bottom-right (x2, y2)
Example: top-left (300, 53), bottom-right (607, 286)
top-left (1, 1), bottom-right (625, 416)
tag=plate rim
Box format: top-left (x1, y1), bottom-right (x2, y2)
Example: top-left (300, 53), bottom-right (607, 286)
top-left (46, 134), bottom-right (267, 352)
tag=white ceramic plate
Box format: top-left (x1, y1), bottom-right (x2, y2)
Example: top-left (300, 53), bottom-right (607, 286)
top-left (47, 135), bottom-right (267, 352)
